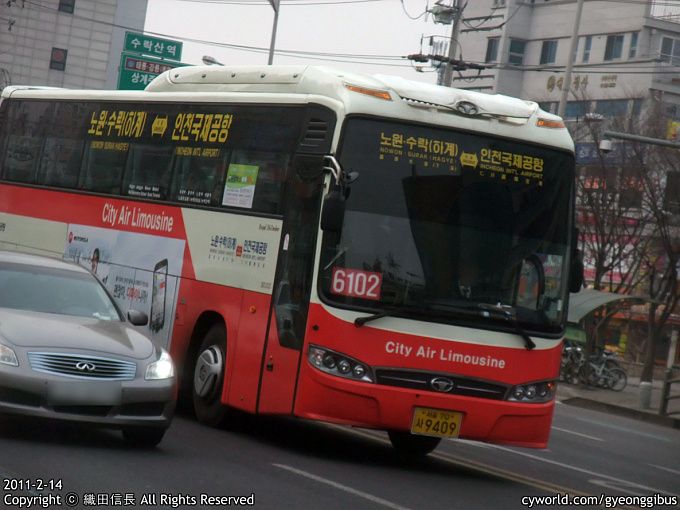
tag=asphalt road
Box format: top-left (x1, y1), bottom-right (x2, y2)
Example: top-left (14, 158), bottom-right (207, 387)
top-left (0, 402), bottom-right (678, 510)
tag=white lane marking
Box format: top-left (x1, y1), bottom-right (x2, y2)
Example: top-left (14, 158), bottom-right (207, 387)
top-left (648, 464), bottom-right (680, 476)
top-left (272, 464), bottom-right (414, 510)
top-left (551, 426), bottom-right (604, 442)
top-left (473, 443), bottom-right (679, 497)
top-left (561, 414), bottom-right (674, 443)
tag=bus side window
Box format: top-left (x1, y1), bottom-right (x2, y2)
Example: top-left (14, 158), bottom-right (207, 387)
top-left (3, 135), bottom-right (42, 184)
top-left (37, 138), bottom-right (83, 188)
top-left (79, 141), bottom-right (127, 195)
top-left (1, 101), bottom-right (53, 184)
top-left (226, 150), bottom-right (288, 214)
top-left (170, 151), bottom-right (229, 207)
top-left (123, 144), bottom-right (173, 201)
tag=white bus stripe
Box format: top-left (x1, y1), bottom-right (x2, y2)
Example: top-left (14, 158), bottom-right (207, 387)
top-left (272, 463), bottom-right (414, 510)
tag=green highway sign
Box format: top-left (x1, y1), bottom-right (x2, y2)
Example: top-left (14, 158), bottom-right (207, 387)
top-left (117, 52), bottom-right (186, 90)
top-left (124, 31), bottom-right (183, 61)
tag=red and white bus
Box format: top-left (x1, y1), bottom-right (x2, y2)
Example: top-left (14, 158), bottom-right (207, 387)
top-left (0, 65), bottom-right (579, 456)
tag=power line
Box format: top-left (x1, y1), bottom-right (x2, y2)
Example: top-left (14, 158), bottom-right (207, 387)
top-left (399, 0), bottom-right (428, 20)
top-left (15, 0), bottom-right (409, 67)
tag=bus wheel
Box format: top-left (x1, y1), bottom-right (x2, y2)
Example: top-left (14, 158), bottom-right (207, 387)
top-left (192, 323), bottom-right (227, 426)
top-left (388, 431), bottom-right (441, 459)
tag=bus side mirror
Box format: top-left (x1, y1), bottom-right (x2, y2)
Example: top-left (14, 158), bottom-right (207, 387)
top-left (293, 154), bottom-right (325, 182)
top-left (320, 189), bottom-right (345, 232)
top-left (569, 254), bottom-right (584, 293)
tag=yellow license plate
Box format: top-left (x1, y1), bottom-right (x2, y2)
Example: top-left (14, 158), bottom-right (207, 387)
top-left (410, 407), bottom-right (463, 438)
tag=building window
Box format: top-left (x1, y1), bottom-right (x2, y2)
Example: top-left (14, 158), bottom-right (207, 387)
top-left (485, 37), bottom-right (500, 63)
top-left (540, 40), bottom-right (558, 65)
top-left (595, 99), bottom-right (629, 117)
top-left (660, 37), bottom-right (680, 65)
top-left (508, 39), bottom-right (526, 65)
top-left (538, 102), bottom-right (557, 114)
top-left (49, 48), bottom-right (68, 71)
top-left (582, 35), bottom-right (592, 63)
top-left (565, 101), bottom-right (589, 119)
top-left (604, 34), bottom-right (624, 61)
top-left (629, 32), bottom-right (638, 59)
top-left (58, 0), bottom-right (75, 13)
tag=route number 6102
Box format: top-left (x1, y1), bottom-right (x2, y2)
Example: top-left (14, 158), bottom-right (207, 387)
top-left (331, 267), bottom-right (382, 301)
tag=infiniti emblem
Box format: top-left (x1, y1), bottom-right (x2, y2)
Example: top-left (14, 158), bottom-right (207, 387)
top-left (430, 376), bottom-right (455, 393)
top-left (75, 362), bottom-right (96, 372)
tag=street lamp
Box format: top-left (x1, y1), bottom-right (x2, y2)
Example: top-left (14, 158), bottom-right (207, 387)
top-left (267, 0), bottom-right (280, 65)
top-left (202, 55), bottom-right (224, 66)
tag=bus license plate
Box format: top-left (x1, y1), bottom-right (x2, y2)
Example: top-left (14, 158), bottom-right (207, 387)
top-left (410, 407), bottom-right (463, 438)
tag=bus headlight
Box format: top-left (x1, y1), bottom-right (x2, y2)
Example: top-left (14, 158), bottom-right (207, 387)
top-left (508, 380), bottom-right (556, 403)
top-left (308, 345), bottom-right (374, 383)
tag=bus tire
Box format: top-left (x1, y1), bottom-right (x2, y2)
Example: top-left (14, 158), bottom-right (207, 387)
top-left (388, 431), bottom-right (441, 459)
top-left (192, 323), bottom-right (228, 426)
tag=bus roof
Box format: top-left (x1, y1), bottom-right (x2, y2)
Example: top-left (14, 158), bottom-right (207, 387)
top-left (145, 65), bottom-right (574, 153)
top-left (1, 65), bottom-right (574, 153)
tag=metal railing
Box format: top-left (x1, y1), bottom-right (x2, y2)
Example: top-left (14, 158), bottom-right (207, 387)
top-left (659, 367), bottom-right (680, 416)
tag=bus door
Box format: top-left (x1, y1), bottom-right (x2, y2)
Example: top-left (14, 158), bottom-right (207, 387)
top-left (257, 156), bottom-right (324, 414)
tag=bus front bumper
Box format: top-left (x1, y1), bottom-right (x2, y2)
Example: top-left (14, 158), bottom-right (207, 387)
top-left (294, 362), bottom-right (555, 449)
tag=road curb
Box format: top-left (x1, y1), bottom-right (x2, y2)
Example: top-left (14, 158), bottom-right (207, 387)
top-left (561, 397), bottom-right (680, 429)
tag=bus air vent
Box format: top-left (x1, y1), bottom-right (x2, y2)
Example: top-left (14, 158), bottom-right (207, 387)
top-left (301, 118), bottom-right (329, 149)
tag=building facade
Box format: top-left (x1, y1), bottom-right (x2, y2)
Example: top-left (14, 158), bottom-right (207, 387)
top-left (452, 0), bottom-right (680, 120)
top-left (0, 0), bottom-right (148, 90)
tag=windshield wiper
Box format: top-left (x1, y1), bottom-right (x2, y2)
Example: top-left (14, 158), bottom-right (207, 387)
top-left (354, 305), bottom-right (413, 327)
top-left (475, 303), bottom-right (536, 351)
top-left (423, 300), bottom-right (536, 351)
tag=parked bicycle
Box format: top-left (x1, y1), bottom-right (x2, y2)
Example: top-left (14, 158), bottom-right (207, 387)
top-left (560, 341), bottom-right (627, 391)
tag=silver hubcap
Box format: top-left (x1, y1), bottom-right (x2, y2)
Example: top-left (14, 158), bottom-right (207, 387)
top-left (194, 346), bottom-right (223, 398)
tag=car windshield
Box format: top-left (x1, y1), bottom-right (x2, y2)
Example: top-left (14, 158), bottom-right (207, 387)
top-left (318, 117), bottom-right (574, 336)
top-left (0, 262), bottom-right (122, 321)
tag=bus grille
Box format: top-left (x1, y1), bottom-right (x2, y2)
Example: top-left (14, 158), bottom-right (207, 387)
top-left (374, 369), bottom-right (508, 400)
top-left (28, 352), bottom-right (137, 380)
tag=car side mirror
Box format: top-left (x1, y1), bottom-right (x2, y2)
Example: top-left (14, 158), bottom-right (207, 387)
top-left (127, 309), bottom-right (149, 326)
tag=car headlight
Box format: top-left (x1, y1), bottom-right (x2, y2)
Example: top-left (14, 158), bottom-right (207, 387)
top-left (145, 349), bottom-right (174, 380)
top-left (0, 343), bottom-right (18, 367)
top-left (507, 380), bottom-right (556, 403)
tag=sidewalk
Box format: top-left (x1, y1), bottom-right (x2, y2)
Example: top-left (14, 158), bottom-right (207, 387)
top-left (556, 374), bottom-right (680, 429)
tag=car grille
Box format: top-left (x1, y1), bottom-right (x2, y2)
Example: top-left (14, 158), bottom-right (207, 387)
top-left (28, 352), bottom-right (137, 381)
top-left (375, 369), bottom-right (509, 400)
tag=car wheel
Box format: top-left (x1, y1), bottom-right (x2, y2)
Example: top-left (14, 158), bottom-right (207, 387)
top-left (192, 323), bottom-right (227, 426)
top-left (122, 427), bottom-right (166, 448)
top-left (388, 431), bottom-right (441, 459)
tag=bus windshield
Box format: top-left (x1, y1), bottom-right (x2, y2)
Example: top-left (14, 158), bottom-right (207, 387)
top-left (318, 117), bottom-right (575, 337)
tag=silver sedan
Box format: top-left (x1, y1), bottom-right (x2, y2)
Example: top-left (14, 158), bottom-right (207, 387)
top-left (0, 251), bottom-right (176, 447)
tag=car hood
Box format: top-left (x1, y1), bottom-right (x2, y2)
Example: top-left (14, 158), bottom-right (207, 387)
top-left (0, 308), bottom-right (154, 360)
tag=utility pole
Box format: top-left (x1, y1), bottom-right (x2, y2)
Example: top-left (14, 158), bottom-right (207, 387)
top-left (442, 0), bottom-right (464, 87)
top-left (557, 0), bottom-right (585, 118)
top-left (267, 0), bottom-right (280, 65)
